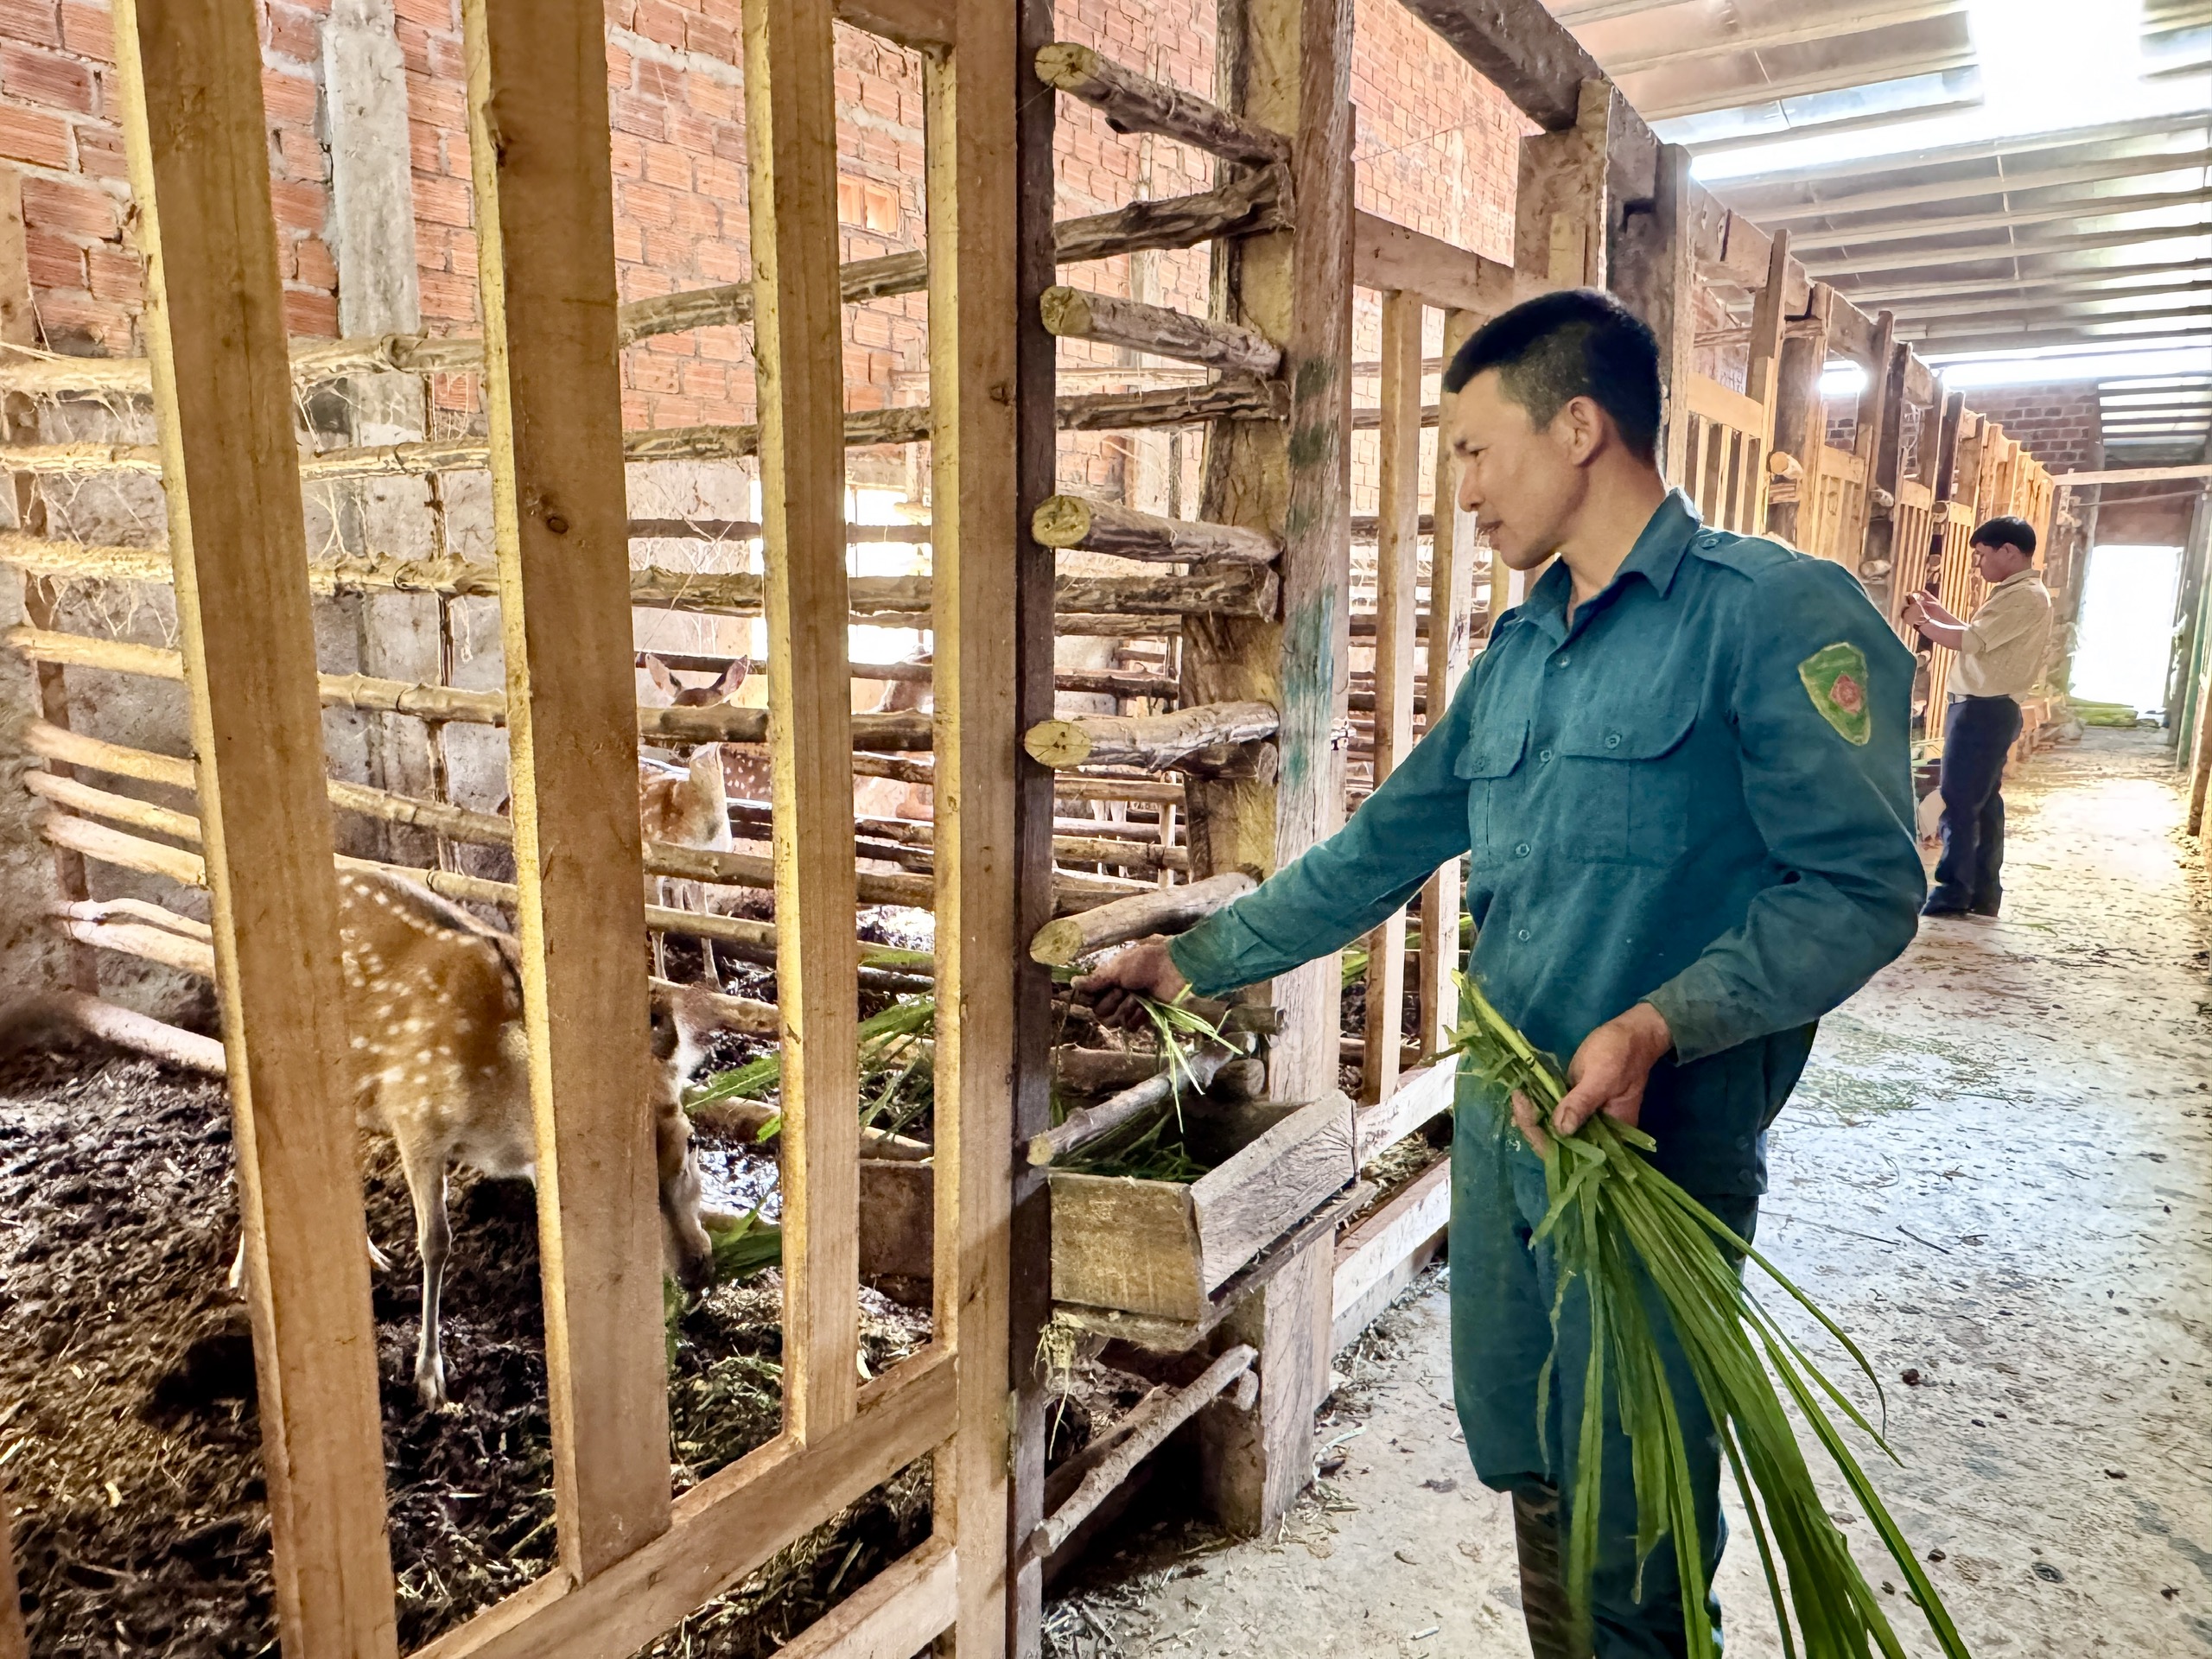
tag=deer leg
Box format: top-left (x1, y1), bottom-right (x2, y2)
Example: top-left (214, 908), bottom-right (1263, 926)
top-left (650, 877), bottom-right (671, 980)
top-left (398, 1143), bottom-right (454, 1408)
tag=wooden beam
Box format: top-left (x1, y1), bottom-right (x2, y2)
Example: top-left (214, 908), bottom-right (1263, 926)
top-left (1024, 700), bottom-right (1281, 769)
top-left (1351, 210), bottom-right (1524, 314)
top-left (1767, 281), bottom-right (1834, 547)
top-left (2056, 462), bottom-right (2212, 485)
top-left (743, 0), bottom-right (861, 1447)
top-left (1040, 284), bottom-right (1281, 375)
top-left (464, 0), bottom-right (669, 1580)
top-left (773, 1538), bottom-right (958, 1658)
top-left (1035, 41), bottom-right (1289, 167)
top-left (1027, 869), bottom-right (1256, 964)
top-left (412, 1353), bottom-right (954, 1659)
top-left (1391, 0), bottom-right (1611, 131)
top-left (831, 0), bottom-right (951, 48)
top-left (112, 0), bottom-right (397, 1646)
top-left (1612, 141), bottom-right (1697, 480)
top-left (1330, 1156), bottom-right (1449, 1354)
top-left (1360, 291), bottom-right (1421, 1107)
top-left (927, 0), bottom-right (1031, 1650)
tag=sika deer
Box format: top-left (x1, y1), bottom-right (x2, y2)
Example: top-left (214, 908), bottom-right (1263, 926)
top-left (332, 868), bottom-right (715, 1406)
top-left (639, 654), bottom-right (760, 982)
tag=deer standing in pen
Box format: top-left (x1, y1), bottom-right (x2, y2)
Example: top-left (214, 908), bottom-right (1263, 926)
top-left (324, 867), bottom-right (715, 1407)
top-left (637, 654), bottom-right (760, 982)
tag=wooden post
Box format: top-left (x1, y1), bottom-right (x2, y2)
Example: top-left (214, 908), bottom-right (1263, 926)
top-left (1417, 307), bottom-right (1478, 1051)
top-left (0, 168), bottom-right (96, 995)
top-left (925, 0), bottom-right (1029, 1648)
top-left (0, 1476), bottom-right (25, 1659)
top-left (112, 0), bottom-right (398, 1648)
top-left (741, 0), bottom-right (862, 1448)
top-left (1611, 142), bottom-right (1695, 483)
top-left (1360, 292), bottom-right (1422, 1106)
top-left (463, 0), bottom-right (670, 1580)
top-left (1007, 1), bottom-right (1060, 1650)
top-left (1767, 281), bottom-right (1834, 548)
top-left (1860, 331), bottom-right (1907, 608)
top-left (1176, 0), bottom-right (1352, 1541)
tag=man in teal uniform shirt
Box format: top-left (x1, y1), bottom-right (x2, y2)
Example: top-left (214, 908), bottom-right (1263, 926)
top-left (1078, 289), bottom-right (1924, 1656)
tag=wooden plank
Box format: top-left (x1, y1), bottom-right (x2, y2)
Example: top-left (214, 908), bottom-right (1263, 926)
top-left (1330, 1156), bottom-right (1450, 1354)
top-left (1391, 0), bottom-right (1610, 131)
top-left (1351, 210), bottom-right (1522, 314)
top-left (927, 0), bottom-right (1029, 1649)
top-left (1686, 374), bottom-right (1768, 436)
top-left (744, 0), bottom-right (862, 1446)
top-left (1197, 1217), bottom-right (1332, 1535)
top-left (772, 1537), bottom-right (958, 1659)
top-left (463, 0), bottom-right (669, 1578)
top-left (111, 0), bottom-right (399, 1646)
top-left (1192, 1091), bottom-right (1356, 1293)
top-left (1050, 1171), bottom-right (1207, 1319)
top-left (416, 1353), bottom-right (956, 1659)
top-left (1361, 292), bottom-right (1422, 1106)
top-left (1417, 307), bottom-right (1475, 1048)
top-left (1767, 281), bottom-right (1833, 548)
top-left (1353, 1060), bottom-right (1456, 1162)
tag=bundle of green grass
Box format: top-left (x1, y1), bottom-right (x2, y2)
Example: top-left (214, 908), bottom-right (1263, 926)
top-left (1443, 975), bottom-right (1972, 1659)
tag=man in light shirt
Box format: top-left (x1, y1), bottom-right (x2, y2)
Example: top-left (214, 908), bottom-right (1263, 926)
top-left (1903, 515), bottom-right (2055, 918)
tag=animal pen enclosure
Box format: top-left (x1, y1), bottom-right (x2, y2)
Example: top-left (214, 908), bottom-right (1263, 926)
top-left (0, 0), bottom-right (2086, 1650)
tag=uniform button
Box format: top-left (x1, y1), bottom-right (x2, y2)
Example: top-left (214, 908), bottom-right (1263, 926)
top-left (1516, 928), bottom-right (1531, 943)
top-left (1554, 654), bottom-right (1571, 668)
top-left (1514, 842), bottom-right (1532, 858)
top-left (1605, 732), bottom-right (1621, 749)
top-left (1700, 533), bottom-right (1720, 548)
top-left (1537, 747), bottom-right (1553, 763)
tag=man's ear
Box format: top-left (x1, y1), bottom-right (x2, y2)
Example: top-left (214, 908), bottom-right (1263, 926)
top-left (1560, 394), bottom-right (1610, 466)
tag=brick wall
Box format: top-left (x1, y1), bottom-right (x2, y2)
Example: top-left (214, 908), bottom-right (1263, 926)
top-left (0, 0), bottom-right (1522, 504)
top-left (1964, 383), bottom-right (2102, 476)
top-left (0, 0), bottom-right (338, 352)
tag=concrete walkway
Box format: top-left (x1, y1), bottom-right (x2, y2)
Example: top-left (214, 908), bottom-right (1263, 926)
top-left (1048, 728), bottom-right (2212, 1658)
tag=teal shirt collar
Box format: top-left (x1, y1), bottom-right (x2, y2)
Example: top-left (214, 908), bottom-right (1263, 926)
top-left (1516, 489), bottom-right (1704, 642)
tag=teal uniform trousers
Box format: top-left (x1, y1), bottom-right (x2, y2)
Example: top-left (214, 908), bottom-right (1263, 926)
top-left (1168, 492), bottom-right (1925, 1656)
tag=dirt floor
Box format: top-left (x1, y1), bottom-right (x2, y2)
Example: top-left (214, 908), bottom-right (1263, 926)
top-left (1052, 728), bottom-right (2212, 1658)
top-left (0, 1018), bottom-right (931, 1658)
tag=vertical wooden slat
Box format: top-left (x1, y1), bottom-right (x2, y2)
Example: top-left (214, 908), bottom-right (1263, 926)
top-left (1360, 292), bottom-right (1421, 1107)
top-left (461, 0), bottom-right (669, 1578)
top-left (742, 0), bottom-right (861, 1444)
top-left (1417, 306), bottom-right (1476, 1053)
top-left (1006, 0), bottom-right (1061, 1649)
top-left (926, 0), bottom-right (1023, 1649)
top-left (112, 0), bottom-right (397, 1647)
top-left (1768, 280), bottom-right (1833, 549)
top-left (1612, 142), bottom-right (1695, 482)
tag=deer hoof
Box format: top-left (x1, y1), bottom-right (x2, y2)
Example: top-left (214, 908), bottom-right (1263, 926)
top-left (416, 1362), bottom-right (447, 1410)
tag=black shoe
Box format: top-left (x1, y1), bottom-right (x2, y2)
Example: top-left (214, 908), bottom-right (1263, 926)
top-left (1969, 902), bottom-right (2000, 918)
top-left (1921, 902), bottom-right (1968, 918)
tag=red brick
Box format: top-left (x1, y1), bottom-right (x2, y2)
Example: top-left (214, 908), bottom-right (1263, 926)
top-left (2, 42), bottom-right (93, 111)
top-left (24, 227), bottom-right (82, 289)
top-left (276, 123), bottom-right (327, 181)
top-left (683, 13), bottom-right (734, 60)
top-left (645, 393), bottom-right (700, 427)
top-left (34, 289), bottom-right (134, 351)
top-left (59, 0), bottom-right (109, 60)
top-left (632, 0), bottom-right (685, 48)
top-left (620, 179), bottom-right (676, 227)
top-left (22, 174), bottom-right (117, 240)
top-left (636, 56), bottom-right (683, 102)
top-left (444, 227), bottom-right (476, 276)
top-left (409, 118), bottom-right (443, 174)
top-left (0, 0), bottom-right (62, 49)
top-left (0, 103), bottom-right (70, 169)
top-left (392, 0), bottom-right (452, 29)
top-left (426, 28), bottom-right (464, 79)
top-left (260, 65), bottom-right (316, 124)
top-left (85, 241), bottom-right (139, 302)
top-left (294, 234), bottom-right (336, 289)
top-left (417, 266), bottom-right (476, 322)
top-left (641, 137), bottom-right (692, 189)
top-left (73, 116), bottom-right (123, 180)
top-left (283, 285), bottom-right (338, 338)
top-left (412, 170), bottom-right (471, 228)
top-left (268, 177), bottom-right (327, 232)
top-left (264, 1), bottom-right (321, 63)
top-left (610, 91), bottom-right (667, 139)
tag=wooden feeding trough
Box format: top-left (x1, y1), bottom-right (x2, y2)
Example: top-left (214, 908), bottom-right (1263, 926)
top-left (1048, 1090), bottom-right (1358, 1325)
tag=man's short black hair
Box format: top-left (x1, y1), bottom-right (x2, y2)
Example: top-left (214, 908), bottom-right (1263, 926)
top-left (1970, 516), bottom-right (2037, 558)
top-left (1441, 288), bottom-right (1661, 463)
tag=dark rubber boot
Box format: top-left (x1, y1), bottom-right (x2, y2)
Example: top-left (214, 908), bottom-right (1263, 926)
top-left (1512, 1485), bottom-right (1585, 1659)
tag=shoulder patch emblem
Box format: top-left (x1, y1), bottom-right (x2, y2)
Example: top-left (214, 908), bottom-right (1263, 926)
top-left (1797, 641), bottom-right (1872, 746)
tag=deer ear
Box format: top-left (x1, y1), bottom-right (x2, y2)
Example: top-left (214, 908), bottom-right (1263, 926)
top-left (645, 654), bottom-right (677, 696)
top-left (717, 658), bottom-right (750, 696)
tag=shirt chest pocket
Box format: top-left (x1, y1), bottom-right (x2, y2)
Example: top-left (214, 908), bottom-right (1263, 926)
top-left (1551, 700), bottom-right (1700, 867)
top-left (1452, 717), bottom-right (1528, 868)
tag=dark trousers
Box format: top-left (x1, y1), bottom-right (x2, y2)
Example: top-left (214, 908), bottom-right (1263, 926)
top-left (1928, 694), bottom-right (2022, 914)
